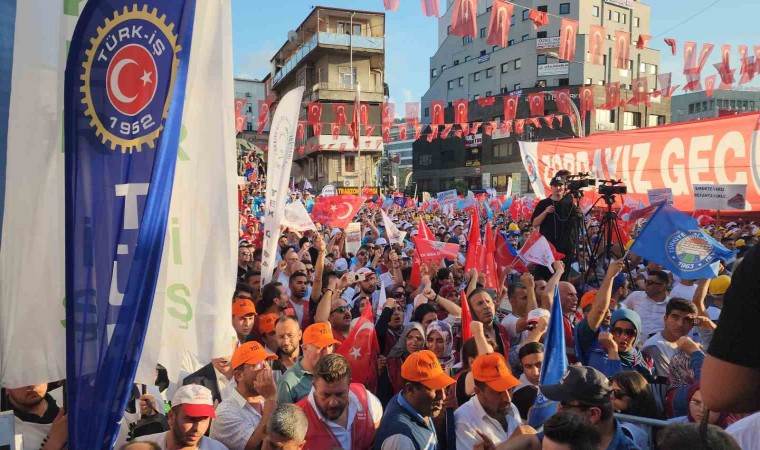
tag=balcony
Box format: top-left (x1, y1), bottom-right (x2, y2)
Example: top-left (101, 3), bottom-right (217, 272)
top-left (273, 32), bottom-right (385, 87)
top-left (305, 82), bottom-right (385, 103)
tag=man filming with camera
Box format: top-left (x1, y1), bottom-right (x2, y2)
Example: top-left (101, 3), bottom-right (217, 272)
top-left (531, 170), bottom-right (579, 280)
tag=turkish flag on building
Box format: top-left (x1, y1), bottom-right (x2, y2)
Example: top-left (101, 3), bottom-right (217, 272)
top-left (398, 125), bottom-right (407, 141)
top-left (308, 102), bottom-right (322, 124)
top-left (312, 122), bottom-right (323, 138)
top-left (235, 115), bottom-right (246, 133)
top-left (382, 0), bottom-right (399, 11)
top-left (460, 122), bottom-right (470, 136)
top-left (382, 102), bottom-right (395, 127)
top-left (579, 85), bottom-right (595, 118)
top-left (603, 82), bottom-right (620, 110)
top-left (504, 95), bottom-right (518, 120)
top-left (234, 98), bottom-right (247, 116)
top-left (657, 73), bottom-right (679, 98)
top-left (544, 115), bottom-right (555, 128)
top-left (555, 89), bottom-right (572, 116)
top-left (364, 124), bottom-right (376, 137)
top-left (336, 305), bottom-right (379, 393)
top-left (450, 0), bottom-right (478, 37)
top-left (477, 97), bottom-right (495, 107)
top-left (441, 124), bottom-right (453, 139)
top-left (500, 120), bottom-right (512, 134)
top-left (471, 122), bottom-right (482, 134)
top-left (359, 102), bottom-right (370, 125)
top-left (415, 237), bottom-right (460, 262)
top-left (310, 195), bottom-right (365, 229)
top-left (528, 9), bottom-right (548, 29)
top-left (588, 25), bottom-right (605, 65)
top-left (558, 19), bottom-right (578, 62)
top-left (630, 78), bottom-right (650, 106)
top-left (528, 92), bottom-right (544, 116)
top-left (454, 99), bottom-right (469, 123)
top-left (421, 0), bottom-right (441, 17)
top-left (430, 101), bottom-right (445, 125)
top-left (683, 41), bottom-right (697, 74)
top-left (413, 124), bottom-right (423, 140)
top-left (406, 102), bottom-right (420, 127)
top-left (613, 31), bottom-right (630, 69)
top-left (664, 38), bottom-right (677, 56)
top-left (382, 125), bottom-right (391, 143)
top-left (330, 123), bottom-right (341, 140)
top-left (526, 117), bottom-right (542, 129)
top-left (714, 62), bottom-right (735, 90)
top-left (257, 100), bottom-right (271, 134)
top-left (514, 119), bottom-right (525, 134)
top-left (296, 121), bottom-right (305, 140)
top-left (684, 43), bottom-right (714, 91)
top-left (636, 34), bottom-right (651, 50)
top-left (486, 0), bottom-right (513, 48)
top-left (556, 115), bottom-right (564, 128)
top-left (333, 103), bottom-right (348, 126)
top-left (738, 46), bottom-right (754, 84)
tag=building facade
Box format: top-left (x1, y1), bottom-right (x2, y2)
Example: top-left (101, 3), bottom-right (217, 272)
top-left (234, 77), bottom-right (268, 151)
top-left (268, 6), bottom-right (386, 190)
top-left (414, 0), bottom-right (671, 193)
top-left (671, 89), bottom-right (760, 122)
top-left (385, 121), bottom-right (414, 190)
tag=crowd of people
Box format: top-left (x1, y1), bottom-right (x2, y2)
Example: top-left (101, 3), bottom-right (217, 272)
top-left (3, 148), bottom-right (760, 450)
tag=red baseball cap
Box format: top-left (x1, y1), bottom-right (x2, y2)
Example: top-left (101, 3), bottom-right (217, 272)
top-left (171, 384), bottom-right (216, 418)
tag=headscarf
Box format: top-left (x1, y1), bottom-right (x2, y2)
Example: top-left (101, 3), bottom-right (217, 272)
top-left (387, 323), bottom-right (425, 359)
top-left (686, 382), bottom-right (730, 428)
top-left (426, 320), bottom-right (455, 369)
top-left (610, 309), bottom-right (653, 375)
top-left (667, 350), bottom-right (694, 391)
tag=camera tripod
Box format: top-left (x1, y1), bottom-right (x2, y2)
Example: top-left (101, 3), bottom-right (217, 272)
top-left (581, 194), bottom-right (636, 288)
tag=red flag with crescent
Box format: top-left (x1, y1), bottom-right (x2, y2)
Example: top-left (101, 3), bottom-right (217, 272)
top-left (559, 19), bottom-right (578, 62)
top-left (234, 98), bottom-right (247, 116)
top-left (454, 99), bottom-right (469, 123)
top-left (471, 122), bottom-right (482, 134)
top-left (714, 62), bottom-right (735, 90)
top-left (555, 89), bottom-right (572, 116)
top-left (528, 92), bottom-right (544, 116)
top-left (526, 117), bottom-right (542, 129)
top-left (398, 125), bottom-right (407, 141)
top-left (421, 0), bottom-right (441, 17)
top-left (257, 100), bottom-right (271, 134)
top-left (579, 85), bottom-right (595, 118)
top-left (543, 115), bottom-right (555, 128)
top-left (603, 82), bottom-right (620, 110)
top-left (503, 95), bottom-right (518, 120)
top-left (450, 0), bottom-right (478, 37)
top-left (705, 75), bottom-right (717, 97)
top-left (296, 121), bottom-right (305, 140)
top-left (628, 77), bottom-right (649, 106)
top-left (464, 211), bottom-right (481, 272)
top-left (684, 43), bottom-right (714, 91)
top-left (430, 101), bottom-right (445, 125)
top-left (514, 119), bottom-right (525, 134)
top-left (477, 96), bottom-right (496, 107)
top-left (311, 195), bottom-right (366, 229)
top-left (588, 25), bottom-right (605, 65)
top-left (406, 102), bottom-right (420, 127)
top-left (382, 102), bottom-right (395, 127)
top-left (382, 0), bottom-right (399, 11)
top-left (486, 0), bottom-right (513, 48)
top-left (441, 123), bottom-right (453, 139)
top-left (415, 238), bottom-right (460, 262)
top-left (500, 120), bottom-right (512, 134)
top-left (307, 102), bottom-right (322, 124)
top-left (738, 45), bottom-right (754, 84)
top-left (683, 41), bottom-right (698, 74)
top-left (495, 231), bottom-right (528, 273)
top-left (330, 123), bottom-right (340, 140)
top-left (312, 122), bottom-right (323, 138)
top-left (528, 9), bottom-right (549, 29)
top-left (556, 115), bottom-right (564, 128)
top-left (382, 125), bottom-right (391, 143)
top-left (359, 102), bottom-right (370, 125)
top-left (413, 124), bottom-right (423, 140)
top-left (636, 34), bottom-right (651, 50)
top-left (364, 124), bottom-right (376, 137)
top-left (235, 115), bottom-right (246, 133)
top-left (613, 31), bottom-right (630, 69)
top-left (664, 38), bottom-right (677, 56)
top-left (333, 103), bottom-right (348, 126)
top-left (336, 305), bottom-right (379, 393)
top-left (657, 73), bottom-right (679, 98)
top-left (461, 122), bottom-right (470, 135)
top-left (460, 291), bottom-right (473, 341)
top-left (482, 224), bottom-right (499, 290)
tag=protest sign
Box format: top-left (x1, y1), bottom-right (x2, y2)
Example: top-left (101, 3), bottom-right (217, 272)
top-left (647, 187), bottom-right (673, 205)
top-left (345, 222), bottom-right (363, 255)
top-left (321, 184), bottom-right (337, 197)
top-left (437, 189), bottom-right (458, 205)
top-left (693, 184), bottom-right (747, 210)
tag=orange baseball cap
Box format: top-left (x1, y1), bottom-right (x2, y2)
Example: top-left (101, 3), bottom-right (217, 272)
top-left (580, 290), bottom-right (598, 310)
top-left (302, 322), bottom-right (341, 348)
top-left (232, 299), bottom-right (257, 317)
top-left (401, 350), bottom-right (455, 390)
top-left (231, 341), bottom-right (277, 369)
top-left (258, 313), bottom-right (278, 335)
top-left (471, 353), bottom-right (520, 392)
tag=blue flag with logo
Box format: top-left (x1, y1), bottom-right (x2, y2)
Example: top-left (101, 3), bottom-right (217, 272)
top-left (629, 203), bottom-right (736, 279)
top-left (64, 1), bottom-right (196, 448)
top-left (528, 284), bottom-right (568, 428)
top-left (393, 195), bottom-right (405, 208)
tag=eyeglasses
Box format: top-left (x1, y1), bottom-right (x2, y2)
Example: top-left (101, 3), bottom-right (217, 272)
top-left (645, 280), bottom-right (664, 286)
top-left (331, 305), bottom-right (350, 314)
top-left (611, 389), bottom-right (630, 399)
top-left (611, 327), bottom-right (637, 338)
top-left (240, 252), bottom-right (252, 256)
top-left (305, 268), bottom-right (315, 273)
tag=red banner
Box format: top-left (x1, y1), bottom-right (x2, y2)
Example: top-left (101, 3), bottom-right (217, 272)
top-left (558, 19), bottom-right (578, 62)
top-left (613, 31), bottom-right (630, 69)
top-left (486, 0), bottom-right (513, 48)
top-left (519, 112), bottom-right (760, 211)
top-left (454, 99), bottom-right (468, 124)
top-left (308, 102), bottom-right (322, 124)
top-left (430, 101), bottom-right (445, 125)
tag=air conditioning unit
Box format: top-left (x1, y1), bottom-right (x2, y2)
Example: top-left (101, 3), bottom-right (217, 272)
top-left (343, 180), bottom-right (353, 187)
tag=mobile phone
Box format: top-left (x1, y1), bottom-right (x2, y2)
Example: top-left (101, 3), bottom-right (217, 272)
top-left (348, 271), bottom-right (367, 283)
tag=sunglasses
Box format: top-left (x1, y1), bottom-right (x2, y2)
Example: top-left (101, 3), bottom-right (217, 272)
top-left (393, 291), bottom-right (406, 298)
top-left (240, 251), bottom-right (252, 256)
top-left (645, 280), bottom-right (664, 286)
top-left (611, 389), bottom-right (630, 399)
top-left (611, 327), bottom-right (637, 338)
top-left (331, 305), bottom-right (350, 314)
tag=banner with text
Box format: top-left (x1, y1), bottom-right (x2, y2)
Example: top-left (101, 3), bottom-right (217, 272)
top-left (437, 189), bottom-right (458, 205)
top-left (693, 184), bottom-right (747, 210)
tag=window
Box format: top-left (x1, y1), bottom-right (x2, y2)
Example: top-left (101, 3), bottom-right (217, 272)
top-left (585, 78), bottom-right (592, 84)
top-left (247, 105), bottom-right (253, 113)
top-left (521, 34), bottom-right (529, 41)
top-left (494, 142), bottom-right (513, 157)
top-left (647, 114), bottom-right (664, 127)
top-left (317, 155), bottom-right (326, 176)
top-left (480, 27), bottom-right (487, 38)
top-left (538, 5), bottom-right (548, 12)
top-left (338, 67), bottom-right (357, 87)
top-left (424, 107), bottom-right (430, 117)
top-left (536, 80), bottom-right (547, 87)
top-left (465, 56), bottom-right (472, 62)
top-left (486, 67), bottom-right (494, 78)
top-left (608, 10), bottom-right (612, 20)
top-left (514, 83), bottom-right (521, 90)
top-left (492, 175), bottom-right (510, 190)
top-left (474, 71), bottom-right (481, 81)
top-left (486, 90), bottom-right (492, 96)
top-left (448, 80), bottom-right (455, 89)
top-left (501, 62), bottom-right (509, 73)
top-left (628, 59), bottom-right (634, 70)
top-left (353, 23), bottom-right (362, 35)
top-left (473, 94), bottom-right (480, 100)
top-left (559, 3), bottom-right (570, 14)
top-left (246, 121), bottom-right (253, 131)
top-left (508, 39), bottom-right (515, 46)
top-left (447, 25), bottom-right (451, 34)
top-left (454, 59), bottom-right (460, 66)
top-left (592, 6), bottom-right (600, 16)
top-left (537, 31), bottom-right (547, 38)
top-left (634, 17), bottom-right (640, 27)
top-left (522, 9), bottom-right (530, 20)
top-left (344, 155), bottom-right (355, 172)
top-left (537, 54), bottom-right (548, 64)
top-left (463, 36), bottom-right (473, 44)
top-left (308, 158), bottom-right (316, 179)
top-left (730, 100), bottom-right (736, 108)
top-left (459, 77), bottom-right (465, 86)
top-left (515, 58), bottom-right (522, 69)
top-left (492, 45), bottom-right (499, 52)
top-left (621, 14), bottom-right (626, 24)
top-left (480, 50), bottom-right (487, 57)
top-left (431, 68), bottom-right (438, 77)
top-left (419, 154), bottom-right (432, 165)
top-left (510, 15), bottom-right (515, 25)
top-left (441, 64), bottom-right (447, 72)
top-left (559, 78), bottom-right (569, 86)
top-left (596, 109), bottom-right (615, 125)
top-left (639, 62), bottom-right (646, 73)
top-left (448, 101), bottom-right (453, 107)
top-left (622, 111), bottom-right (641, 130)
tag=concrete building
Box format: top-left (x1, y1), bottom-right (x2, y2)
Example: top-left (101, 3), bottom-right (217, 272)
top-left (234, 77), bottom-right (268, 151)
top-left (414, 0), bottom-right (671, 193)
top-left (671, 89), bottom-right (760, 122)
top-left (268, 6), bottom-right (386, 191)
top-left (385, 121), bottom-right (414, 190)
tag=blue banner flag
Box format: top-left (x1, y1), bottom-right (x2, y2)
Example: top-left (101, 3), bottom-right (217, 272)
top-left (393, 195), bottom-right (405, 208)
top-left (64, 1), bottom-right (196, 448)
top-left (528, 284), bottom-right (568, 428)
top-left (629, 203), bottom-right (736, 279)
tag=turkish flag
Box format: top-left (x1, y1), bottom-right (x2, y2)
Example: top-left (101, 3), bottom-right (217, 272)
top-left (235, 114), bottom-right (246, 133)
top-left (714, 62), bottom-right (735, 90)
top-left (508, 197), bottom-right (521, 222)
top-left (486, 0), bottom-right (513, 48)
top-left (528, 9), bottom-right (549, 29)
top-left (559, 19), bottom-right (578, 62)
top-left (628, 77), bottom-right (649, 106)
top-left (579, 85), bottom-right (595, 118)
top-left (430, 101), bottom-right (445, 125)
top-left (683, 41), bottom-right (698, 74)
top-left (754, 46), bottom-right (760, 77)
top-left (418, 218), bottom-right (435, 240)
top-left (477, 96), bottom-right (496, 107)
top-left (543, 115), bottom-right (555, 128)
top-left (684, 43), bottom-right (714, 91)
top-left (636, 34), bottom-right (651, 50)
top-left (603, 82), bottom-right (620, 110)
top-left (454, 99), bottom-right (469, 123)
top-left (500, 120), bottom-right (512, 134)
top-left (481, 224), bottom-right (499, 290)
top-left (330, 123), bottom-right (341, 140)
top-left (406, 102), bottom-right (420, 127)
top-left (441, 123), bottom-right (453, 139)
top-left (296, 121), bottom-right (305, 140)
top-left (359, 102), bottom-right (370, 125)
top-left (382, 125), bottom-right (391, 143)
top-left (526, 117), bottom-right (542, 129)
top-left (257, 100), bottom-right (271, 134)
top-left (333, 103), bottom-right (348, 126)
top-left (382, 102), bottom-right (395, 127)
top-left (556, 115), bottom-right (564, 128)
top-left (588, 25), bottom-right (605, 65)
top-left (555, 89), bottom-right (572, 116)
top-left (450, 0), bottom-right (478, 37)
top-left (471, 122), bottom-right (482, 134)
top-left (460, 291), bottom-right (473, 342)
top-left (415, 237), bottom-right (460, 262)
top-left (514, 119), bottom-right (525, 134)
top-left (657, 73), bottom-right (679, 98)
top-left (398, 125), bottom-right (407, 141)
top-left (528, 92), bottom-right (544, 116)
top-left (461, 122), bottom-right (470, 135)
top-left (336, 305), bottom-right (380, 393)
top-left (307, 102), bottom-right (322, 124)
top-left (413, 124), bottom-right (423, 140)
top-left (312, 122), bottom-right (323, 137)
top-left (495, 231), bottom-right (528, 273)
top-left (518, 232), bottom-right (565, 272)
top-left (738, 46), bottom-right (754, 84)
top-left (310, 195), bottom-right (365, 229)
top-left (613, 31), bottom-right (630, 69)
top-left (364, 124), bottom-right (376, 137)
top-left (503, 95), bottom-right (518, 120)
top-left (464, 211), bottom-right (481, 272)
top-left (421, 0), bottom-right (441, 17)
top-left (234, 98), bottom-right (247, 116)
top-left (664, 38), bottom-right (677, 56)
top-left (383, 0), bottom-right (399, 11)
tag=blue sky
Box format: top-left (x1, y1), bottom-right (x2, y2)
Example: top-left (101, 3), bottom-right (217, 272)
top-left (232, 0), bottom-right (760, 103)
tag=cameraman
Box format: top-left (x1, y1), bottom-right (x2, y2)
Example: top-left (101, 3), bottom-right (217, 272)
top-left (531, 171), bottom-right (579, 280)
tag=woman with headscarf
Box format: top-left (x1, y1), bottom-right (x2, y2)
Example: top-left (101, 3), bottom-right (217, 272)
top-left (376, 322), bottom-right (426, 406)
top-left (426, 320), bottom-right (455, 372)
top-left (587, 309), bottom-right (653, 377)
top-left (665, 344), bottom-right (706, 418)
top-left (667, 382), bottom-right (731, 429)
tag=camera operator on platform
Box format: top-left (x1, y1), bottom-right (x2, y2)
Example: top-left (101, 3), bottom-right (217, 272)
top-left (531, 170), bottom-right (579, 280)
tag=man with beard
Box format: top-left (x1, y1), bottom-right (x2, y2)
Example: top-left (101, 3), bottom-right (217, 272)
top-left (374, 350), bottom-right (455, 450)
top-left (3, 383), bottom-right (67, 450)
top-left (258, 282), bottom-right (290, 316)
top-left (341, 267), bottom-right (386, 316)
top-left (277, 322), bottom-right (340, 404)
top-left (467, 288), bottom-right (512, 361)
top-left (530, 173), bottom-right (579, 280)
top-left (231, 299), bottom-right (256, 345)
top-left (237, 244), bottom-right (253, 281)
top-left (274, 315), bottom-right (302, 371)
top-left (183, 350), bottom-right (235, 405)
top-left (211, 342), bottom-right (278, 450)
top-left (296, 354), bottom-right (382, 449)
top-left (454, 353), bottom-right (523, 448)
top-left (138, 385), bottom-right (227, 449)
top-left (288, 271), bottom-right (310, 328)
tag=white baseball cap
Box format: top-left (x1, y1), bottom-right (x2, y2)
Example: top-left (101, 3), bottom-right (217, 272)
top-left (375, 237), bottom-right (388, 246)
top-left (334, 258), bottom-right (349, 273)
top-left (171, 384), bottom-right (216, 418)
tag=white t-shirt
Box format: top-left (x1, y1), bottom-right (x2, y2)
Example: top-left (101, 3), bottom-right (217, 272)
top-left (642, 332), bottom-right (677, 377)
top-left (622, 291), bottom-right (670, 340)
top-left (669, 282), bottom-right (698, 301)
top-left (500, 314), bottom-right (524, 347)
top-left (139, 431), bottom-right (229, 449)
top-left (726, 411), bottom-right (760, 450)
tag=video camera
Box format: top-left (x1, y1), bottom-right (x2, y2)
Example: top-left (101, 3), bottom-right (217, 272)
top-left (597, 179), bottom-right (627, 196)
top-left (564, 172), bottom-right (597, 199)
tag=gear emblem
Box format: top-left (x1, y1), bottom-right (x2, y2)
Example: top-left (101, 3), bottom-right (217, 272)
top-left (79, 4), bottom-right (181, 153)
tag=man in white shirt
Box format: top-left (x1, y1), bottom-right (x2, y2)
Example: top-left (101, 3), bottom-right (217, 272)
top-left (623, 270), bottom-right (671, 339)
top-left (669, 278), bottom-right (698, 302)
top-left (138, 384), bottom-right (228, 450)
top-left (642, 298), bottom-right (700, 377)
top-left (454, 353), bottom-right (523, 449)
top-left (500, 274), bottom-right (538, 347)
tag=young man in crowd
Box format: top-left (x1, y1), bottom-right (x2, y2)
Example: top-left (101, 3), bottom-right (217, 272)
top-left (3, 383), bottom-right (67, 450)
top-left (273, 315), bottom-right (302, 371)
top-left (500, 273), bottom-right (538, 348)
top-left (261, 404), bottom-right (308, 450)
top-left (231, 299), bottom-right (256, 345)
top-left (277, 322), bottom-right (339, 404)
top-left (623, 270), bottom-right (671, 339)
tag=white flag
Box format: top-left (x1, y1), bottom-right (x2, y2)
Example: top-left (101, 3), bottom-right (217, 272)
top-left (303, 179), bottom-right (313, 190)
top-left (506, 177), bottom-right (513, 198)
top-left (260, 86), bottom-right (306, 286)
top-left (281, 201), bottom-right (317, 232)
top-left (381, 210), bottom-right (406, 245)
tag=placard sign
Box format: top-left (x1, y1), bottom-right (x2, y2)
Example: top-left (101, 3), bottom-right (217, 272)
top-left (437, 189), bottom-right (458, 205)
top-left (345, 222), bottom-right (363, 255)
top-left (647, 187), bottom-right (673, 205)
top-left (693, 184), bottom-right (747, 210)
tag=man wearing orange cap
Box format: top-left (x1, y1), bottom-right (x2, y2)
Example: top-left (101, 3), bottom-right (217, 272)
top-left (210, 342), bottom-right (278, 450)
top-left (374, 350), bottom-right (455, 450)
top-left (454, 353), bottom-right (523, 449)
top-left (257, 313), bottom-right (279, 355)
top-left (277, 322), bottom-right (340, 404)
top-left (231, 299), bottom-right (257, 345)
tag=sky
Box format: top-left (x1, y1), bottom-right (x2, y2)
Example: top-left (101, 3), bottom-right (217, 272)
top-left (231, 0), bottom-right (760, 104)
